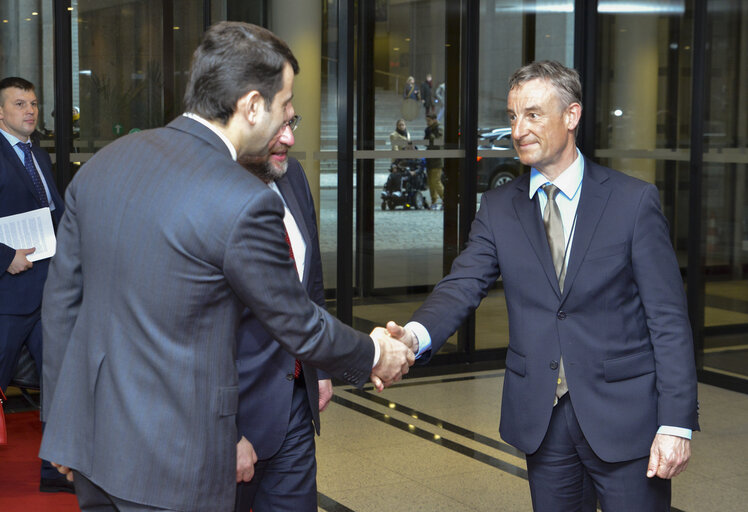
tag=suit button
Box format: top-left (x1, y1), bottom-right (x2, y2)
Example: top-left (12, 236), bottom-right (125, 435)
top-left (286, 374), bottom-right (294, 381)
top-left (550, 361), bottom-right (559, 370)
top-left (557, 311), bottom-right (566, 320)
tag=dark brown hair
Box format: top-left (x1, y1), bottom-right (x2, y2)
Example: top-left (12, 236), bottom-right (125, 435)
top-left (0, 77), bottom-right (35, 103)
top-left (183, 22), bottom-right (299, 124)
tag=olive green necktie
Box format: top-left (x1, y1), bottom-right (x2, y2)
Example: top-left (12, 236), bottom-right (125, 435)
top-left (542, 184), bottom-right (568, 402)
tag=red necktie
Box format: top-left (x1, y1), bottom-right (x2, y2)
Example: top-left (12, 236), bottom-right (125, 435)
top-left (284, 228), bottom-right (303, 379)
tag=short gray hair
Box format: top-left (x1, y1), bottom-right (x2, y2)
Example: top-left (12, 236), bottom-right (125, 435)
top-left (508, 60), bottom-right (582, 111)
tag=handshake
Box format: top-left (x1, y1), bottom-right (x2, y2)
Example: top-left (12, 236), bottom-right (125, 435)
top-left (369, 321), bottom-right (419, 392)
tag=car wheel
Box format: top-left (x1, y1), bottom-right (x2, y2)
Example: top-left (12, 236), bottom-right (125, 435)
top-left (489, 170), bottom-right (515, 189)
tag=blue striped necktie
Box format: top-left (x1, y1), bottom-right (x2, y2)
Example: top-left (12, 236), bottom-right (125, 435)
top-left (16, 142), bottom-right (49, 207)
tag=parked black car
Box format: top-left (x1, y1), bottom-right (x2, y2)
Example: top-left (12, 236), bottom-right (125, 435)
top-left (476, 127), bottom-right (525, 191)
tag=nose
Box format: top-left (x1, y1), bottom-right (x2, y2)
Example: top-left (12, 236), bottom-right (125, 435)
top-left (512, 116), bottom-right (528, 141)
top-left (280, 124), bottom-right (295, 146)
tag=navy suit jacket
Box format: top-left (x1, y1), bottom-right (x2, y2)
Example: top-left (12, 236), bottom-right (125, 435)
top-left (0, 135), bottom-right (64, 314)
top-left (412, 156), bottom-right (699, 463)
top-left (236, 158), bottom-right (329, 459)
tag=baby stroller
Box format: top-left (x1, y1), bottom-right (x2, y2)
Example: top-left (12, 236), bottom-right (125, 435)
top-left (380, 158), bottom-right (429, 210)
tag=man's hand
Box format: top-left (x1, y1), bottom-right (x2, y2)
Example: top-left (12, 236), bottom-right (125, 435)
top-left (318, 379), bottom-right (333, 412)
top-left (386, 321), bottom-right (418, 354)
top-left (369, 327), bottom-right (415, 392)
top-left (52, 462), bottom-right (74, 482)
top-left (7, 248), bottom-right (35, 274)
top-left (236, 436), bottom-right (258, 483)
top-left (647, 433), bottom-right (691, 479)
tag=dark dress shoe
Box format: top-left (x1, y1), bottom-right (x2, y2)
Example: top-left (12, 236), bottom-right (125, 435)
top-left (39, 476), bottom-right (75, 493)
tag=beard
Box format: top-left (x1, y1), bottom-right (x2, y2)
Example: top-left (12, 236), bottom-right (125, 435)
top-left (238, 154), bottom-right (288, 184)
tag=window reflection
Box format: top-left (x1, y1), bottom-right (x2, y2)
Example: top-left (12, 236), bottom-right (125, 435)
top-left (0, 1), bottom-right (55, 152)
top-left (73, 0), bottom-right (203, 164)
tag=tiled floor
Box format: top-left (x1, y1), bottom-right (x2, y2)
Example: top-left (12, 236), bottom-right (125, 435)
top-left (315, 371), bottom-right (748, 512)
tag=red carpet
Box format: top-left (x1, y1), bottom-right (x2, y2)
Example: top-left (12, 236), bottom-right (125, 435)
top-left (0, 411), bottom-right (79, 511)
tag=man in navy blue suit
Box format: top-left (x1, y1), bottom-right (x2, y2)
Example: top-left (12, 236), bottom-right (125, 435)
top-left (388, 61), bottom-right (698, 511)
top-left (234, 112), bottom-right (330, 511)
top-left (0, 76), bottom-right (67, 492)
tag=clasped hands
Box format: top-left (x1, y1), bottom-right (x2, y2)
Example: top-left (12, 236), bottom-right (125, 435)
top-left (369, 321), bottom-right (418, 392)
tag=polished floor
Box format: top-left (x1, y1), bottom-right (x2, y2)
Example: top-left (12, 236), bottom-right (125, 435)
top-left (1, 371), bottom-right (746, 511)
top-left (315, 371), bottom-right (748, 512)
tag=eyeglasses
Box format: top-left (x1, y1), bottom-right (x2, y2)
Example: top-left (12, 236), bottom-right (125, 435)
top-left (285, 114), bottom-right (301, 132)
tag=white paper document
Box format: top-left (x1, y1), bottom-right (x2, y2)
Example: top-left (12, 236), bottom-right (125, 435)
top-left (0, 207), bottom-right (56, 262)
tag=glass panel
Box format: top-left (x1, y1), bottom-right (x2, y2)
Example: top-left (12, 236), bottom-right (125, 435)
top-left (320, 0), bottom-right (338, 290)
top-left (595, 1), bottom-right (691, 260)
top-left (474, 0), bottom-right (575, 350)
top-left (0, 1), bottom-right (56, 158)
top-left (73, 0), bottom-right (203, 170)
top-left (346, 0), bottom-right (457, 346)
top-left (701, 0), bottom-right (748, 380)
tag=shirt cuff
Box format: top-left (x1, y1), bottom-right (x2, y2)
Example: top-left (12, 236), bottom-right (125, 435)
top-left (405, 321), bottom-right (432, 358)
top-left (370, 335), bottom-right (380, 368)
top-left (657, 426), bottom-right (692, 439)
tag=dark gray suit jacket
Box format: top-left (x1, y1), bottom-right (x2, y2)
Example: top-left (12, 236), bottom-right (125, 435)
top-left (40, 116), bottom-right (373, 511)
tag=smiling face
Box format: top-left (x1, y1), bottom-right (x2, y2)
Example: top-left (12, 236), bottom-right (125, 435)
top-left (0, 87), bottom-right (38, 141)
top-left (506, 78), bottom-right (580, 180)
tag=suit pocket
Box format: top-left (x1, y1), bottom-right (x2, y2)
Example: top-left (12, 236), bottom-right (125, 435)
top-left (218, 386), bottom-right (239, 417)
top-left (603, 349), bottom-right (655, 382)
top-left (585, 242), bottom-right (627, 262)
top-left (505, 347), bottom-right (526, 377)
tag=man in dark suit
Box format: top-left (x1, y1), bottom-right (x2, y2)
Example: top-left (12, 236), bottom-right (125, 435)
top-left (388, 61), bottom-right (698, 511)
top-left (234, 114), bottom-right (329, 509)
top-left (0, 76), bottom-right (68, 493)
top-left (39, 22), bottom-right (413, 512)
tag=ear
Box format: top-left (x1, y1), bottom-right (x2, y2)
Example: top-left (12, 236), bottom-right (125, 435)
top-left (237, 90), bottom-right (264, 127)
top-left (566, 102), bottom-right (582, 131)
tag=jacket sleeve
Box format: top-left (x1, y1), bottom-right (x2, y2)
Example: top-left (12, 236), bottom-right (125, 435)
top-left (40, 182), bottom-right (83, 421)
top-left (630, 184), bottom-right (699, 430)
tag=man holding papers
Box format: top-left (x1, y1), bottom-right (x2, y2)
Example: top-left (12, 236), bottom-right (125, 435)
top-left (0, 76), bottom-right (66, 491)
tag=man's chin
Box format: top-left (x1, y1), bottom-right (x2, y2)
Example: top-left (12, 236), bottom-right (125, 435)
top-left (269, 159), bottom-right (289, 180)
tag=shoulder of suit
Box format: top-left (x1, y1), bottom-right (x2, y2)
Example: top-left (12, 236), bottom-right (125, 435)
top-left (480, 171), bottom-right (530, 203)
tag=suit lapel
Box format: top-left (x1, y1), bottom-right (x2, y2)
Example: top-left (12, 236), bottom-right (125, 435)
top-left (0, 135), bottom-right (45, 206)
top-left (276, 172), bottom-right (313, 289)
top-left (560, 158), bottom-right (611, 303)
top-left (512, 177), bottom-right (562, 297)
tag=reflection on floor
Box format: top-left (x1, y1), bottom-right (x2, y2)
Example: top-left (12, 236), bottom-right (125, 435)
top-left (316, 371), bottom-right (748, 512)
